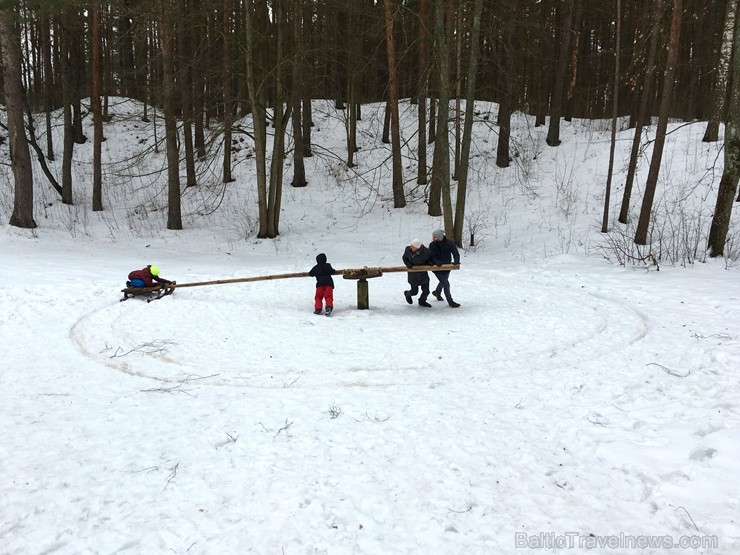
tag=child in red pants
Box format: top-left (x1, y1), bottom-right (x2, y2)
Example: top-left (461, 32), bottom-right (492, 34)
top-left (309, 253), bottom-right (337, 316)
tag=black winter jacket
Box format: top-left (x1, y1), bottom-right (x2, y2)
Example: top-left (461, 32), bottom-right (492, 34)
top-left (309, 253), bottom-right (336, 287)
top-left (402, 245), bottom-right (433, 285)
top-left (429, 236), bottom-right (460, 265)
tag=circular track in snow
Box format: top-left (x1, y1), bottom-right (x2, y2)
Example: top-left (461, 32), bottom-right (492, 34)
top-left (70, 276), bottom-right (648, 388)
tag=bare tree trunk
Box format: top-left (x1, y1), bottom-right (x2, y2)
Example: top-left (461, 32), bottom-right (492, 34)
top-left (291, 96), bottom-right (307, 186)
top-left (266, 0), bottom-right (288, 238)
top-left (382, 100), bottom-right (391, 144)
top-left (546, 0), bottom-right (575, 147)
top-left (91, 5), bottom-right (104, 212)
top-left (708, 158), bottom-right (740, 255)
top-left (601, 0), bottom-right (620, 233)
top-left (496, 0), bottom-right (518, 168)
top-left (302, 98), bottom-right (313, 156)
top-left (428, 96), bottom-right (436, 144)
top-left (708, 0), bottom-right (740, 256)
top-left (24, 16), bottom-right (38, 107)
top-left (159, 0), bottom-right (183, 230)
top-left (67, 12), bottom-right (87, 146)
top-left (346, 100), bottom-right (357, 167)
top-left (534, 1), bottom-right (551, 127)
top-left (618, 0), bottom-right (661, 224)
top-left (564, 0), bottom-right (582, 121)
top-left (634, 0), bottom-right (683, 245)
top-left (192, 17), bottom-right (206, 159)
top-left (301, 0), bottom-right (313, 157)
top-left (330, 4), bottom-right (346, 111)
top-left (178, 1), bottom-right (197, 187)
top-left (245, 0), bottom-right (269, 238)
top-left (268, 100), bottom-right (289, 236)
top-left (139, 18), bottom-right (150, 122)
top-left (384, 0), bottom-right (406, 208)
top-left (290, 0), bottom-right (307, 187)
top-left (223, 0), bottom-right (234, 183)
top-left (453, 4), bottom-right (462, 180)
top-left (1, 4), bottom-right (36, 228)
top-left (429, 0), bottom-right (451, 219)
top-left (703, 0), bottom-right (736, 143)
top-left (345, 9), bottom-right (359, 167)
top-left (453, 0), bottom-right (484, 246)
top-left (417, 0), bottom-right (428, 185)
top-left (102, 11), bottom-right (111, 122)
top-left (59, 20), bottom-right (74, 206)
top-left (41, 15), bottom-right (54, 161)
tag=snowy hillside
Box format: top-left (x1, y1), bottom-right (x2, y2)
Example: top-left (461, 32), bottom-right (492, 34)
top-left (0, 99), bottom-right (738, 554)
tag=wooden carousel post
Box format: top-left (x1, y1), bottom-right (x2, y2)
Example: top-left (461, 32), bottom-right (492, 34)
top-left (342, 268), bottom-right (383, 309)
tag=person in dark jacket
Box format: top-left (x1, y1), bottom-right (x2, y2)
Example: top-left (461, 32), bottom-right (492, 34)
top-left (309, 253), bottom-right (337, 315)
top-left (402, 239), bottom-right (433, 308)
top-left (429, 229), bottom-right (461, 308)
top-left (127, 265), bottom-right (171, 288)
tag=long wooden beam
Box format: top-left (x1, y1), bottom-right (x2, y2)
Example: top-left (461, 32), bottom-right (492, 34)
top-left (168, 264), bottom-right (459, 289)
top-left (356, 264), bottom-right (460, 274)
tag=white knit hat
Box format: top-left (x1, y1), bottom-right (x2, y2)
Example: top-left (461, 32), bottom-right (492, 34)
top-left (410, 238), bottom-right (422, 248)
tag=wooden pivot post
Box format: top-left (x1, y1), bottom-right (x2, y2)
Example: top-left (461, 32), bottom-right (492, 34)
top-left (342, 268), bottom-right (383, 309)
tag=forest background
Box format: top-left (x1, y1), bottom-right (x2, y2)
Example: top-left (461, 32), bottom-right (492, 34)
top-left (2, 3), bottom-right (740, 553)
top-left (1, 0), bottom-right (739, 259)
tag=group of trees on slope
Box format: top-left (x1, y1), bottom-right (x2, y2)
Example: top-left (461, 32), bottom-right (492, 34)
top-left (0, 0), bottom-right (738, 256)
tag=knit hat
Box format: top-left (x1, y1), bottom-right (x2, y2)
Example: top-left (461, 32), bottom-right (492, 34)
top-left (316, 253), bottom-right (327, 263)
top-left (410, 239), bottom-right (422, 249)
top-left (432, 229), bottom-right (445, 240)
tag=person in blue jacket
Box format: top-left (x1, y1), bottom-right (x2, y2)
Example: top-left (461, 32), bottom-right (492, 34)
top-left (428, 229), bottom-right (461, 308)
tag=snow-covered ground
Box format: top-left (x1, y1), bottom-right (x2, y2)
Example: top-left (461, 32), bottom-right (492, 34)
top-left (1, 99), bottom-right (738, 554)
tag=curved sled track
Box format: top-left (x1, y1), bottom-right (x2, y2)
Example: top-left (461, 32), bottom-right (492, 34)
top-left (70, 275), bottom-right (649, 388)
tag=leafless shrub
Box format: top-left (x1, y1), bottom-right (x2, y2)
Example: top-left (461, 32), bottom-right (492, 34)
top-left (553, 162), bottom-right (579, 221)
top-left (0, 173), bottom-right (13, 219)
top-left (508, 114), bottom-right (543, 196)
top-left (596, 222), bottom-right (658, 269)
top-left (723, 228), bottom-right (740, 268)
top-left (226, 199), bottom-right (258, 239)
top-left (464, 206), bottom-right (491, 252)
top-left (554, 219), bottom-right (592, 256)
top-left (596, 201), bottom-right (738, 268)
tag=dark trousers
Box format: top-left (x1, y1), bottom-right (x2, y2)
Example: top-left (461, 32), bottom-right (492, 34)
top-left (433, 270), bottom-right (453, 301)
top-left (408, 281), bottom-right (429, 302)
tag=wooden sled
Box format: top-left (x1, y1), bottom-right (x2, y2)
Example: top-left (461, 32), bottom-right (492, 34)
top-left (120, 281), bottom-right (176, 303)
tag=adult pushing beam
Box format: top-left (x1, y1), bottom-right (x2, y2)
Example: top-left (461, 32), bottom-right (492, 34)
top-left (340, 264), bottom-right (460, 309)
